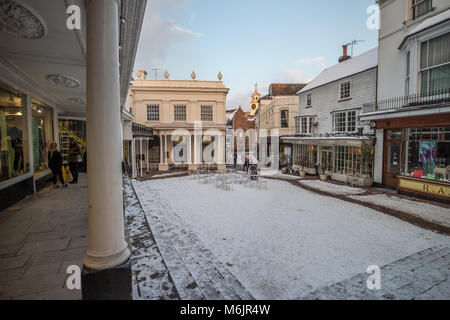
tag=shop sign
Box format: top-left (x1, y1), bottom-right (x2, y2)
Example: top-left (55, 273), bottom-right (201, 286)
top-left (398, 177), bottom-right (450, 199)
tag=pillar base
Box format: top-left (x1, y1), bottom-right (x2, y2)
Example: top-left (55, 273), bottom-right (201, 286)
top-left (81, 258), bottom-right (132, 300)
top-left (218, 164), bottom-right (226, 170)
top-left (158, 164), bottom-right (169, 171)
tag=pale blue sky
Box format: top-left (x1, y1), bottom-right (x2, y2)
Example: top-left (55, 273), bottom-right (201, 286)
top-left (135, 0), bottom-right (379, 110)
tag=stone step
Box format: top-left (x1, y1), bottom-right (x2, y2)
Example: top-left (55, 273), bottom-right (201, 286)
top-left (303, 245), bottom-right (450, 300)
top-left (133, 180), bottom-right (253, 300)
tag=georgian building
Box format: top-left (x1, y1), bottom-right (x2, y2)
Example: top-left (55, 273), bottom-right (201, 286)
top-left (360, 1), bottom-right (450, 201)
top-left (129, 70), bottom-right (229, 171)
top-left (256, 83), bottom-right (307, 167)
top-left (285, 47), bottom-right (378, 186)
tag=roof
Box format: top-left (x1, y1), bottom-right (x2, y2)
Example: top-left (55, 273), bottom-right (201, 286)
top-left (400, 9), bottom-right (450, 48)
top-left (269, 83), bottom-right (307, 96)
top-left (298, 47), bottom-right (378, 94)
top-left (226, 109), bottom-right (238, 122)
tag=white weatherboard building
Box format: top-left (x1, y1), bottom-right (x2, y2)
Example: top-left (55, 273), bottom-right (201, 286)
top-left (360, 1), bottom-right (450, 202)
top-left (285, 47), bottom-right (378, 186)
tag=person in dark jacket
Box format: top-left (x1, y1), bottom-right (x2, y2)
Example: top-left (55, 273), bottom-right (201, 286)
top-left (48, 142), bottom-right (67, 188)
top-left (68, 138), bottom-right (82, 184)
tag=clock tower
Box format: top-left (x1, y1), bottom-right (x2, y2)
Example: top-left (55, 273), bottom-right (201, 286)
top-left (249, 83), bottom-right (261, 117)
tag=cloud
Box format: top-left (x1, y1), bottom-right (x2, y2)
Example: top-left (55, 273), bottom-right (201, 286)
top-left (135, 12), bottom-right (203, 68)
top-left (296, 56), bottom-right (326, 67)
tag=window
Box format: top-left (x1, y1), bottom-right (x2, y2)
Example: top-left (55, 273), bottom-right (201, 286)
top-left (411, 0), bottom-right (433, 20)
top-left (295, 116), bottom-right (315, 135)
top-left (0, 83), bottom-right (30, 183)
top-left (293, 144), bottom-right (317, 168)
top-left (147, 105), bottom-right (159, 122)
top-left (339, 81), bottom-right (351, 100)
top-left (31, 99), bottom-right (54, 175)
top-left (420, 32), bottom-right (450, 95)
top-left (405, 51), bottom-right (411, 95)
top-left (402, 127), bottom-right (450, 183)
top-left (334, 146), bottom-right (373, 178)
top-left (174, 105), bottom-right (186, 121)
top-left (280, 110), bottom-right (289, 128)
top-left (201, 105), bottom-right (213, 121)
top-left (332, 110), bottom-right (358, 132)
top-left (306, 93), bottom-right (312, 108)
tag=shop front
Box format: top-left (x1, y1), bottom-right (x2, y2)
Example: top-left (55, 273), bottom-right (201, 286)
top-left (375, 114), bottom-right (450, 202)
top-left (0, 81), bottom-right (57, 210)
top-left (285, 136), bottom-right (375, 187)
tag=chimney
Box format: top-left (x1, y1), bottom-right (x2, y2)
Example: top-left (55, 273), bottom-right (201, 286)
top-left (136, 70), bottom-right (147, 80)
top-left (338, 45), bottom-right (351, 63)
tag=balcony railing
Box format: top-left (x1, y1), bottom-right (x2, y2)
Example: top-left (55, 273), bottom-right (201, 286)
top-left (362, 88), bottom-right (450, 114)
top-left (132, 123), bottom-right (154, 137)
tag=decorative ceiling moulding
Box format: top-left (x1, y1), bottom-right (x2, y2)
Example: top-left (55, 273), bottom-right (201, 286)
top-left (0, 0), bottom-right (46, 40)
top-left (46, 74), bottom-right (80, 88)
top-left (67, 97), bottom-right (85, 104)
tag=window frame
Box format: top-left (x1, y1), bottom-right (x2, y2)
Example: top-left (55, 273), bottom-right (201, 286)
top-left (306, 93), bottom-right (312, 108)
top-left (332, 109), bottom-right (359, 133)
top-left (173, 104), bottom-right (187, 122)
top-left (339, 80), bottom-right (352, 101)
top-left (200, 105), bottom-right (213, 122)
top-left (411, 0), bottom-right (433, 21)
top-left (147, 104), bottom-right (160, 122)
top-left (280, 109), bottom-right (289, 128)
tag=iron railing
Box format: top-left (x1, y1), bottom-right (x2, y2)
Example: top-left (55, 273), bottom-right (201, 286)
top-left (362, 88), bottom-right (450, 114)
top-left (132, 123), bottom-right (154, 137)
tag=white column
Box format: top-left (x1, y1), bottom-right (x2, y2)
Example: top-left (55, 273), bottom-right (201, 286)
top-left (159, 135), bottom-right (163, 164)
top-left (140, 138), bottom-right (143, 177)
top-left (84, 0), bottom-right (130, 270)
top-left (146, 139), bottom-right (149, 173)
top-left (131, 139), bottom-right (136, 178)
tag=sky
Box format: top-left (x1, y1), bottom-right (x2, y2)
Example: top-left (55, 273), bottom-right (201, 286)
top-left (134, 0), bottom-right (379, 111)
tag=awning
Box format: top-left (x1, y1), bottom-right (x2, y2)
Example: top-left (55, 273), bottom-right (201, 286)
top-left (282, 136), bottom-right (375, 147)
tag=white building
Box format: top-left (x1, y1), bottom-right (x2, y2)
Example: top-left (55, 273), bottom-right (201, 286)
top-left (285, 47), bottom-right (378, 186)
top-left (360, 1), bottom-right (450, 202)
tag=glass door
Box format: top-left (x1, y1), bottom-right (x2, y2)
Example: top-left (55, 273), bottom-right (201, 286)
top-left (383, 130), bottom-right (403, 186)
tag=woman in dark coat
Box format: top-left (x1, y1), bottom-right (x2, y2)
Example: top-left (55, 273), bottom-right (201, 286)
top-left (48, 142), bottom-right (67, 188)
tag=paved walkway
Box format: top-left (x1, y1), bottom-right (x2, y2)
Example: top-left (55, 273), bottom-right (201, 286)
top-left (304, 245), bottom-right (450, 300)
top-left (0, 174), bottom-right (88, 300)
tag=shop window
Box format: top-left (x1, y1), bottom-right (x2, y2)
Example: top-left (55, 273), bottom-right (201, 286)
top-left (31, 99), bottom-right (54, 175)
top-left (0, 83), bottom-right (30, 183)
top-left (333, 145), bottom-right (373, 178)
top-left (293, 144), bottom-right (317, 168)
top-left (403, 127), bottom-right (450, 182)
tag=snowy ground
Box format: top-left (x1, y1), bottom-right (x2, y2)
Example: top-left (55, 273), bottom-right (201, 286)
top-left (349, 193), bottom-right (450, 228)
top-left (133, 175), bottom-right (450, 299)
top-left (298, 179), bottom-right (366, 195)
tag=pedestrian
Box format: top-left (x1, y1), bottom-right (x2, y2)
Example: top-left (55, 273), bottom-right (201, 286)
top-left (48, 142), bottom-right (67, 188)
top-left (68, 138), bottom-right (82, 184)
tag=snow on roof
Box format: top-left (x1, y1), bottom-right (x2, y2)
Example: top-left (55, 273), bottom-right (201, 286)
top-left (407, 9), bottom-right (450, 38)
top-left (226, 109), bottom-right (238, 122)
top-left (298, 47), bottom-right (378, 94)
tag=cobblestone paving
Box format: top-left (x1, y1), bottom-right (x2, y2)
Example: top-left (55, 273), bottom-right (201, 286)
top-left (0, 174), bottom-right (88, 300)
top-left (123, 176), bottom-right (179, 300)
top-left (303, 245), bottom-right (450, 300)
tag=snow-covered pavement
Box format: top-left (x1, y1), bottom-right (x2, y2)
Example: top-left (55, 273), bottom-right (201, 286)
top-left (132, 175), bottom-right (450, 299)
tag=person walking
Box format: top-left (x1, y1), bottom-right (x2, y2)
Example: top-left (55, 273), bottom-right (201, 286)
top-left (48, 142), bottom-right (67, 188)
top-left (68, 138), bottom-right (82, 184)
